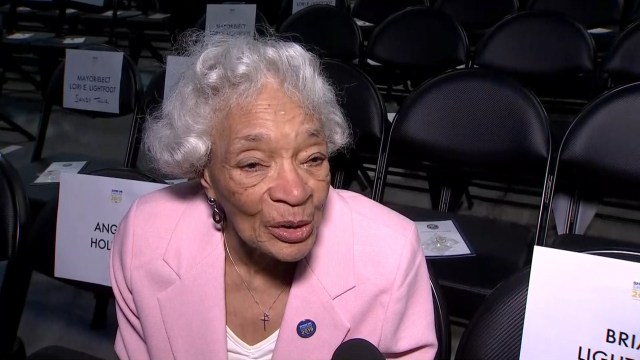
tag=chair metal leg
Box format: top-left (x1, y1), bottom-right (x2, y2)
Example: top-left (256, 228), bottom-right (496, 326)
top-left (0, 113), bottom-right (35, 141)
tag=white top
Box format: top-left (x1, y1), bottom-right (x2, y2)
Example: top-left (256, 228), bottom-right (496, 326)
top-left (227, 327), bottom-right (279, 360)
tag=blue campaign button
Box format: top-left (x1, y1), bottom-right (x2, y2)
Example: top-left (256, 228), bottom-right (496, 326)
top-left (296, 319), bottom-right (316, 338)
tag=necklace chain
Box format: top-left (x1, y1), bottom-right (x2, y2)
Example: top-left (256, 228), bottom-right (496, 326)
top-left (223, 233), bottom-right (287, 331)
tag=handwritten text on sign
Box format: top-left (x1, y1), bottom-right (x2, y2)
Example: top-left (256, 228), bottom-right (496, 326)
top-left (206, 4), bottom-right (256, 37)
top-left (520, 246), bottom-right (640, 360)
top-left (55, 173), bottom-right (168, 286)
top-left (63, 49), bottom-right (123, 113)
top-left (292, 0), bottom-right (335, 14)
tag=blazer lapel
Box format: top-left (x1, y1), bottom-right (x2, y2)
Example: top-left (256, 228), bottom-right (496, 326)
top-left (273, 189), bottom-right (355, 359)
top-left (157, 195), bottom-right (227, 360)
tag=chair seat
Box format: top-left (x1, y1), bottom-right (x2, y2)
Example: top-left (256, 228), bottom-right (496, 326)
top-left (386, 203), bottom-right (535, 320)
top-left (28, 346), bottom-right (104, 360)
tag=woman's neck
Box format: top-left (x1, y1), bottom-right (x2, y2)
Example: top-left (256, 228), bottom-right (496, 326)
top-left (223, 230), bottom-right (296, 287)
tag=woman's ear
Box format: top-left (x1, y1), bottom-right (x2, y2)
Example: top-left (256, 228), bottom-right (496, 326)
top-left (200, 170), bottom-right (215, 198)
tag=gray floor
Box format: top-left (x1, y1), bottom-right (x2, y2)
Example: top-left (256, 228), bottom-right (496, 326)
top-left (2, 50), bottom-right (639, 359)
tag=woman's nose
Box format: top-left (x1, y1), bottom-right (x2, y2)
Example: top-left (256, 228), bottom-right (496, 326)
top-left (269, 163), bottom-right (311, 206)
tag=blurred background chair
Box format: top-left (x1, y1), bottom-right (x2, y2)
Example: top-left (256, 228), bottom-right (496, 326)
top-left (364, 6), bottom-right (468, 104)
top-left (373, 68), bottom-right (552, 321)
top-left (546, 81), bottom-right (640, 254)
top-left (278, 4), bottom-right (361, 63)
top-left (30, 44), bottom-right (142, 169)
top-left (0, 154), bottom-right (29, 360)
top-left (455, 247), bottom-right (640, 360)
top-left (350, 0), bottom-right (428, 41)
top-left (0, 167), bottom-right (164, 360)
top-left (473, 11), bottom-right (596, 146)
top-left (321, 59), bottom-right (386, 194)
top-left (601, 20), bottom-right (640, 89)
top-left (527, 0), bottom-right (622, 54)
top-left (434, 0), bottom-right (518, 49)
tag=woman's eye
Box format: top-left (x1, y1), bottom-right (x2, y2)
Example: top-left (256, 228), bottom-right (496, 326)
top-left (305, 155), bottom-right (327, 166)
top-left (239, 162), bottom-right (264, 172)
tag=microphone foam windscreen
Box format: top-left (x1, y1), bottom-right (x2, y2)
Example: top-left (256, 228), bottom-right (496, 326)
top-left (331, 338), bottom-right (385, 360)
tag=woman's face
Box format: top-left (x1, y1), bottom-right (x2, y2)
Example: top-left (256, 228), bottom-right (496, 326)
top-left (201, 80), bottom-right (331, 263)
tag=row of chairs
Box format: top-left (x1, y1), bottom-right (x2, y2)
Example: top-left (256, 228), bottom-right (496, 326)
top-left (326, 56), bottom-right (640, 321)
top-left (2, 43), bottom-right (640, 360)
top-left (282, 5), bottom-right (640, 108)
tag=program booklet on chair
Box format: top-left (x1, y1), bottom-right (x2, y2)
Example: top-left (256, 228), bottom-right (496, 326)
top-left (33, 161), bottom-right (87, 184)
top-left (520, 246), bottom-right (640, 360)
top-left (416, 220), bottom-right (474, 258)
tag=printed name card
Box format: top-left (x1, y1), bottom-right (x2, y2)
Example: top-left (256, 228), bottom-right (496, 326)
top-left (206, 4), bottom-right (256, 37)
top-left (292, 0), bottom-right (335, 14)
top-left (63, 49), bottom-right (123, 113)
top-left (164, 55), bottom-right (190, 100)
top-left (55, 173), bottom-right (168, 286)
top-left (520, 246), bottom-right (640, 360)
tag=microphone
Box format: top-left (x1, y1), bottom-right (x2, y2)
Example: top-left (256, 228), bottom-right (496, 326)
top-left (331, 338), bottom-right (385, 360)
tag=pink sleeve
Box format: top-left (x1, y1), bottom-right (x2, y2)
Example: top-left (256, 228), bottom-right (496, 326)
top-left (379, 224), bottom-right (438, 359)
top-left (110, 201), bottom-right (151, 360)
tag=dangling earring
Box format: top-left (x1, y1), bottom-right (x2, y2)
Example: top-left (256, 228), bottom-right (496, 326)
top-left (207, 197), bottom-right (225, 225)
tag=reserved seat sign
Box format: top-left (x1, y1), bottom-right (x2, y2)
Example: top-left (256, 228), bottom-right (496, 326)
top-left (205, 4), bottom-right (256, 37)
top-left (55, 173), bottom-right (168, 286)
top-left (520, 246), bottom-right (640, 359)
top-left (63, 49), bottom-right (124, 113)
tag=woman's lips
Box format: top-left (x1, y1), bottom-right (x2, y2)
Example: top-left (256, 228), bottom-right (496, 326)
top-left (268, 221), bottom-right (313, 243)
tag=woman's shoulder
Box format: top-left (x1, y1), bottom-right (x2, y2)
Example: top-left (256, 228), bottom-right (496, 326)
top-left (134, 180), bottom-right (203, 211)
top-left (330, 189), bottom-right (415, 232)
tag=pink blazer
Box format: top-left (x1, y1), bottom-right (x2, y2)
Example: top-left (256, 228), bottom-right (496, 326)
top-left (110, 182), bottom-right (437, 359)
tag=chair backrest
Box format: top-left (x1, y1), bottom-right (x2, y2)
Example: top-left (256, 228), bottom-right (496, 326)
top-left (367, 7), bottom-right (468, 78)
top-left (435, 0), bottom-right (518, 31)
top-left (0, 155), bottom-right (29, 359)
top-left (143, 69), bottom-right (166, 116)
top-left (321, 59), bottom-right (386, 190)
top-left (454, 268), bottom-right (530, 360)
top-left (322, 59), bottom-right (386, 151)
top-left (350, 0), bottom-right (428, 25)
top-left (373, 69), bottom-right (552, 241)
top-left (31, 44), bottom-right (143, 168)
top-left (430, 272), bottom-right (451, 360)
top-left (0, 155), bottom-right (28, 261)
top-left (278, 5), bottom-right (361, 62)
top-left (527, 0), bottom-right (621, 29)
top-left (549, 82), bottom-right (640, 233)
top-left (602, 20), bottom-right (640, 88)
top-left (474, 11), bottom-right (596, 102)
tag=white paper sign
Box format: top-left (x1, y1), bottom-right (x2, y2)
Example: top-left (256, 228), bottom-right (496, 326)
top-left (62, 37), bottom-right (86, 44)
top-left (33, 161), bottom-right (86, 184)
top-left (7, 33), bottom-right (34, 40)
top-left (416, 220), bottom-right (472, 257)
top-left (55, 173), bottom-right (168, 286)
top-left (292, 0), bottom-right (335, 14)
top-left (63, 49), bottom-right (123, 113)
top-left (164, 55), bottom-right (190, 100)
top-left (520, 246), bottom-right (640, 360)
top-left (205, 4), bottom-right (256, 36)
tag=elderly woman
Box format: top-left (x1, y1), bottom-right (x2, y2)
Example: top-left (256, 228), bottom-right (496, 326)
top-left (110, 35), bottom-right (437, 359)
